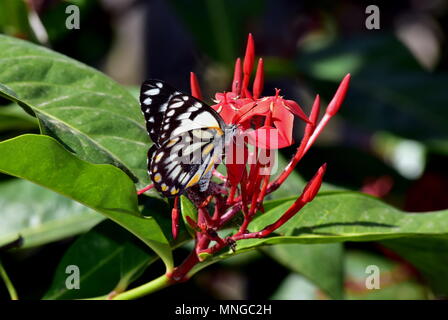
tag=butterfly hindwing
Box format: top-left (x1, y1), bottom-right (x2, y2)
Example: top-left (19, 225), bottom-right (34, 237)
top-left (149, 128), bottom-right (224, 196)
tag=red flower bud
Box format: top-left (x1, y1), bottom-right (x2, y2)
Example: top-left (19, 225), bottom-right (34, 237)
top-left (190, 72), bottom-right (202, 100)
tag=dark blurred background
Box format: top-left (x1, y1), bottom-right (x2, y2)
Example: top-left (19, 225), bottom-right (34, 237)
top-left (1, 0), bottom-right (447, 299)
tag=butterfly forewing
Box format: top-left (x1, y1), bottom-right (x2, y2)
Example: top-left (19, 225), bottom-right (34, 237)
top-left (140, 80), bottom-right (181, 146)
top-left (156, 94), bottom-right (224, 144)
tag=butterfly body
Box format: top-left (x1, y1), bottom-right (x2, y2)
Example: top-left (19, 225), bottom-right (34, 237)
top-left (140, 80), bottom-right (236, 197)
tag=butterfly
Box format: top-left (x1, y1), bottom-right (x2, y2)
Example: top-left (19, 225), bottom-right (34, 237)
top-left (140, 80), bottom-right (237, 197)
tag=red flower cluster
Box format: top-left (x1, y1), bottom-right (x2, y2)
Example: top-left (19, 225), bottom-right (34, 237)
top-left (140, 34), bottom-right (350, 282)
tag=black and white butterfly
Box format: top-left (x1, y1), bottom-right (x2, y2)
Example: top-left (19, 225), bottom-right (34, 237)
top-left (140, 80), bottom-right (236, 197)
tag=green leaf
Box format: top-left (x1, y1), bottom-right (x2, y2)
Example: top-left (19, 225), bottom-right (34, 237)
top-left (44, 220), bottom-right (157, 300)
top-left (0, 104), bottom-right (38, 132)
top-left (262, 243), bottom-right (344, 299)
top-left (238, 192), bottom-right (448, 247)
top-left (344, 250), bottom-right (427, 300)
top-left (0, 134), bottom-right (172, 270)
top-left (180, 195), bottom-right (198, 237)
top-left (381, 238), bottom-right (448, 297)
top-left (189, 191), bottom-right (448, 277)
top-left (0, 35), bottom-right (152, 189)
top-left (0, 179), bottom-right (103, 248)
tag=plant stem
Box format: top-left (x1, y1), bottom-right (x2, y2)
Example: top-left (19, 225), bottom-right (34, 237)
top-left (0, 259), bottom-right (18, 300)
top-left (112, 274), bottom-right (171, 300)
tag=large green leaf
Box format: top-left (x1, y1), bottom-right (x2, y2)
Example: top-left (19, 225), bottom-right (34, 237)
top-left (238, 192), bottom-right (448, 247)
top-left (44, 220), bottom-right (157, 300)
top-left (0, 134), bottom-right (172, 270)
top-left (189, 192), bottom-right (448, 277)
top-left (0, 179), bottom-right (103, 248)
top-left (262, 243), bottom-right (344, 299)
top-left (0, 35), bottom-right (151, 189)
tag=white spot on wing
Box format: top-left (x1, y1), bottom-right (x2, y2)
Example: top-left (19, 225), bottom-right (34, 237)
top-left (166, 161), bottom-right (177, 172)
top-left (171, 101), bottom-right (184, 108)
top-left (144, 97), bottom-right (152, 105)
top-left (183, 142), bottom-right (205, 156)
top-left (192, 130), bottom-right (213, 139)
top-left (178, 172), bottom-right (187, 182)
top-left (171, 119), bottom-right (201, 136)
top-left (169, 166), bottom-right (182, 180)
top-left (145, 88), bottom-right (160, 95)
top-left (154, 152), bottom-right (164, 163)
top-left (180, 173), bottom-right (192, 184)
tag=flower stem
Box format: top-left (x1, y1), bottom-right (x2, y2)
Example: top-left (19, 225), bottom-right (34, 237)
top-left (0, 259), bottom-right (18, 300)
top-left (137, 184), bottom-right (154, 195)
top-left (112, 274), bottom-right (171, 300)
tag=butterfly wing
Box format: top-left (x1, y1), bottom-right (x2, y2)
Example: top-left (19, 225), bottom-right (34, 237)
top-left (140, 80), bottom-right (228, 197)
top-left (155, 93), bottom-right (226, 143)
top-left (140, 80), bottom-right (181, 146)
top-left (149, 128), bottom-right (224, 196)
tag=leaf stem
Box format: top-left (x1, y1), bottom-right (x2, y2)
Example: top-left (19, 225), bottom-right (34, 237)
top-left (0, 259), bottom-right (18, 300)
top-left (111, 274), bottom-right (171, 300)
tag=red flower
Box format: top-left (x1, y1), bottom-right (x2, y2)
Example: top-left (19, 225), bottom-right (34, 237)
top-left (210, 34), bottom-right (310, 150)
top-left (138, 33), bottom-right (351, 283)
top-left (238, 90), bottom-right (310, 149)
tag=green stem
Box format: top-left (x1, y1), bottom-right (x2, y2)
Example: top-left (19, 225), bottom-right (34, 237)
top-left (0, 259), bottom-right (18, 300)
top-left (112, 274), bottom-right (171, 300)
